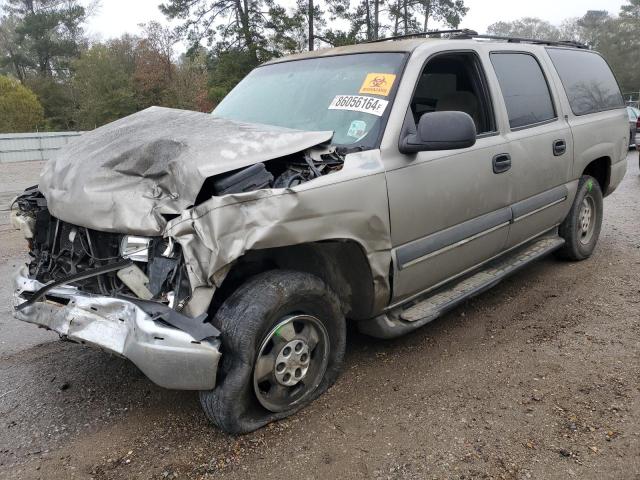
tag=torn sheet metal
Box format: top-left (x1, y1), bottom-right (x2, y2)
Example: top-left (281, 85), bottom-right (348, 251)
top-left (166, 150), bottom-right (393, 315)
top-left (39, 107), bottom-right (333, 235)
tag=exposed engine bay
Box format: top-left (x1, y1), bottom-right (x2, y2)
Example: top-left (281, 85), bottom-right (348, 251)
top-left (195, 150), bottom-right (344, 201)
top-left (13, 187), bottom-right (191, 310)
top-left (13, 149), bottom-right (345, 311)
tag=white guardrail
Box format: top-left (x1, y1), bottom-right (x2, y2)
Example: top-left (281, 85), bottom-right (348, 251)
top-left (0, 131), bottom-right (84, 163)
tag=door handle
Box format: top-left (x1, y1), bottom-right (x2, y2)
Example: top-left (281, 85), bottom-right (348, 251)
top-left (553, 139), bottom-right (566, 156)
top-left (492, 153), bottom-right (511, 174)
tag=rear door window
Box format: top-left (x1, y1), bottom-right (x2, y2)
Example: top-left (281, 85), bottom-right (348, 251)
top-left (546, 48), bottom-right (624, 116)
top-left (490, 53), bottom-right (556, 129)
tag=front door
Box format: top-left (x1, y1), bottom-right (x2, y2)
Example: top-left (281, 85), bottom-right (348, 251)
top-left (385, 51), bottom-right (512, 303)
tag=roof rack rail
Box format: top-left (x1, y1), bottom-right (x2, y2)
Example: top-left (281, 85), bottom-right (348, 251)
top-left (471, 34), bottom-right (589, 49)
top-left (366, 29), bottom-right (478, 43)
top-left (367, 29), bottom-right (589, 49)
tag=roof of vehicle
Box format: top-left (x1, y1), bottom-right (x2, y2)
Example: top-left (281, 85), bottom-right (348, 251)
top-left (263, 39), bottom-right (426, 65)
top-left (264, 30), bottom-right (589, 66)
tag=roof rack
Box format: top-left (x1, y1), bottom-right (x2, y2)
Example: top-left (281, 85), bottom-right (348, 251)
top-left (472, 34), bottom-right (589, 49)
top-left (367, 29), bottom-right (589, 49)
top-left (366, 29), bottom-right (477, 43)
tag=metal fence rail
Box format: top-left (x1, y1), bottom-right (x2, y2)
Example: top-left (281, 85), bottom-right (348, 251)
top-left (0, 131), bottom-right (84, 163)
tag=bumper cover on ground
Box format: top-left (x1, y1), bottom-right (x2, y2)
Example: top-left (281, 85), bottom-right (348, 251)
top-left (12, 266), bottom-right (221, 390)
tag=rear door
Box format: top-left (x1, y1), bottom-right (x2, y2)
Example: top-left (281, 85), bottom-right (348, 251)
top-left (488, 51), bottom-right (574, 248)
top-left (545, 47), bottom-right (628, 195)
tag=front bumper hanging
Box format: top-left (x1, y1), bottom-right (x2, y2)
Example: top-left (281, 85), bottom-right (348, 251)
top-left (12, 265), bottom-right (221, 390)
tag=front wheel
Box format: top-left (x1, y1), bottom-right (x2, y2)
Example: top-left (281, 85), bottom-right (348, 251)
top-left (200, 270), bottom-right (346, 434)
top-left (556, 175), bottom-right (603, 261)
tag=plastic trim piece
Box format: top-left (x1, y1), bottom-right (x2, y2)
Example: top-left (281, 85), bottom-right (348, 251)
top-left (396, 207), bottom-right (512, 270)
top-left (511, 185), bottom-right (568, 221)
top-left (395, 185), bottom-right (568, 271)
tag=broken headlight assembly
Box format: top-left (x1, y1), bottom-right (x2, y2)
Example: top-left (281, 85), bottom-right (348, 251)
top-left (120, 235), bottom-right (151, 262)
top-left (13, 187), bottom-right (191, 311)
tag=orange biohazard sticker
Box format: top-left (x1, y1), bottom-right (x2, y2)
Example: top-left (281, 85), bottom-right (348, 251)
top-left (359, 73), bottom-right (397, 96)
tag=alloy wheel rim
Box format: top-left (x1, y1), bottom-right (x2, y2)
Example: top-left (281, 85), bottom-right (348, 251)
top-left (253, 314), bottom-right (330, 413)
top-left (578, 195), bottom-right (596, 245)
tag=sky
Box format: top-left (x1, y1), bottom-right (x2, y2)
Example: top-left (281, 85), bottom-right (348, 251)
top-left (85, 0), bottom-right (629, 44)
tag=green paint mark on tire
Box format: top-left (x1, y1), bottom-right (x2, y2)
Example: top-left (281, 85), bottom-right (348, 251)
top-left (586, 179), bottom-right (593, 192)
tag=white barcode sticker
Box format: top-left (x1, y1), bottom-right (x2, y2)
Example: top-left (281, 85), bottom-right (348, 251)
top-left (328, 95), bottom-right (389, 117)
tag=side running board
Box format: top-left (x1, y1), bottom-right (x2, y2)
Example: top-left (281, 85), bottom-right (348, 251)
top-left (359, 235), bottom-right (565, 339)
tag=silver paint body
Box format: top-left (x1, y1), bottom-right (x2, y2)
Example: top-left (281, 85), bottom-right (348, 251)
top-left (377, 40), bottom-right (627, 303)
top-left (13, 38), bottom-right (628, 389)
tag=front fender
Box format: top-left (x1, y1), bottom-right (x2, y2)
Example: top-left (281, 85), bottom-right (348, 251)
top-left (165, 150), bottom-right (393, 316)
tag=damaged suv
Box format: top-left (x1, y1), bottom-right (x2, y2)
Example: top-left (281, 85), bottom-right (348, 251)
top-left (12, 32), bottom-right (628, 434)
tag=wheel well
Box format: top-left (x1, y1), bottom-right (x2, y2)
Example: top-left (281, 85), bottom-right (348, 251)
top-left (209, 241), bottom-right (376, 321)
top-left (582, 157), bottom-right (611, 195)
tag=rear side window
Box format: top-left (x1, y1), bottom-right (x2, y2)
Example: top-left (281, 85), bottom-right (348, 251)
top-left (547, 48), bottom-right (624, 116)
top-left (490, 53), bottom-right (556, 129)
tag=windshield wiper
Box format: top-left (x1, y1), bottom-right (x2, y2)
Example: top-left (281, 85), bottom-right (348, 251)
top-left (334, 145), bottom-right (366, 156)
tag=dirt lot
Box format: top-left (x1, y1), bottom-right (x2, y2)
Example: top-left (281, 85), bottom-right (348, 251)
top-left (1, 154), bottom-right (639, 480)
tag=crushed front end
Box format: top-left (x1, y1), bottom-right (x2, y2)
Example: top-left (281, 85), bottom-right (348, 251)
top-left (11, 187), bottom-right (221, 390)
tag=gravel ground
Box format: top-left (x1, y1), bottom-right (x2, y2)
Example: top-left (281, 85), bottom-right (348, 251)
top-left (0, 154), bottom-right (639, 480)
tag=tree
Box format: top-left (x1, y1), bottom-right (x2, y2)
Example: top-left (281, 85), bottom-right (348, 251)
top-left (352, 0), bottom-right (385, 39)
top-left (160, 0), bottom-right (269, 66)
top-left (308, 0), bottom-right (314, 49)
top-left (167, 48), bottom-right (215, 111)
top-left (207, 47), bottom-right (258, 104)
top-left (25, 75), bottom-right (77, 130)
top-left (575, 10), bottom-right (610, 46)
top-left (266, 1), bottom-right (309, 53)
top-left (0, 74), bottom-right (44, 132)
top-left (0, 1), bottom-right (92, 130)
top-left (557, 18), bottom-right (583, 43)
top-left (332, 0), bottom-right (467, 42)
top-left (420, 0), bottom-right (467, 31)
top-left (589, 13), bottom-right (640, 94)
top-left (292, 0), bottom-right (327, 50)
top-left (3, 0), bottom-right (89, 78)
top-left (620, 0), bottom-right (640, 19)
top-left (72, 38), bottom-right (138, 129)
top-left (134, 22), bottom-right (177, 109)
top-left (0, 14), bottom-right (28, 81)
top-left (616, 2), bottom-right (640, 94)
top-left (487, 17), bottom-right (561, 40)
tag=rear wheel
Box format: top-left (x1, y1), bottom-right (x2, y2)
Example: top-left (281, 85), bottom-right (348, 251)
top-left (556, 175), bottom-right (603, 261)
top-left (200, 270), bottom-right (346, 434)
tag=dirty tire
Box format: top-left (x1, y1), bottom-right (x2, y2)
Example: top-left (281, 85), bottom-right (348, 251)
top-left (556, 175), bottom-right (603, 261)
top-left (200, 270), bottom-right (346, 434)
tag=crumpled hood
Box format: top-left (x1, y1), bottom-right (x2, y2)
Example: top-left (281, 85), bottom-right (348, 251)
top-left (39, 106), bottom-right (333, 235)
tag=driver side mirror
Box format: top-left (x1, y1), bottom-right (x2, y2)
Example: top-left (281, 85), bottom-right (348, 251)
top-left (399, 111), bottom-right (477, 154)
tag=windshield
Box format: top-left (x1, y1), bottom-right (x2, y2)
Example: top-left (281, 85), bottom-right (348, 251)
top-left (213, 53), bottom-right (407, 149)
